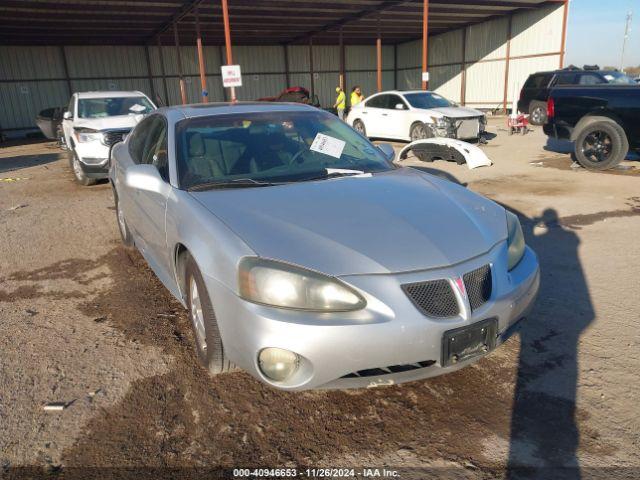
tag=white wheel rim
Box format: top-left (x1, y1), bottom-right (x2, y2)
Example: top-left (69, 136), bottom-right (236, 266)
top-left (117, 202), bottom-right (127, 237)
top-left (189, 276), bottom-right (207, 353)
top-left (355, 122), bottom-right (364, 133)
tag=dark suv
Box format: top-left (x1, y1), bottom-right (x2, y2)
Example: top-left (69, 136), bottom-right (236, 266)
top-left (518, 69), bottom-right (636, 125)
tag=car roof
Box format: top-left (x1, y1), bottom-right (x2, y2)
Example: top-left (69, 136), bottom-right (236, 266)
top-left (76, 91), bottom-right (147, 99)
top-left (367, 90), bottom-right (435, 96)
top-left (157, 101), bottom-right (319, 121)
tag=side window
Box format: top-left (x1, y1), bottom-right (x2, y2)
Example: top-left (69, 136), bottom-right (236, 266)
top-left (555, 73), bottom-right (577, 85)
top-left (128, 117), bottom-right (156, 164)
top-left (366, 95), bottom-right (387, 108)
top-left (386, 94), bottom-right (406, 110)
top-left (578, 74), bottom-right (606, 85)
top-left (141, 118), bottom-right (169, 182)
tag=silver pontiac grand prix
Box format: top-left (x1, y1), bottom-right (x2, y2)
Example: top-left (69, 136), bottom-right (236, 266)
top-left (110, 102), bottom-right (539, 390)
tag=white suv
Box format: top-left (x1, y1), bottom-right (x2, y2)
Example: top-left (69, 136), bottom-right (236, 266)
top-left (62, 91), bottom-right (156, 185)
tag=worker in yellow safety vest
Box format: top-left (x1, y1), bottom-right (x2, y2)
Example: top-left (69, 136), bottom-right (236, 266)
top-left (334, 87), bottom-right (346, 121)
top-left (350, 86), bottom-right (364, 107)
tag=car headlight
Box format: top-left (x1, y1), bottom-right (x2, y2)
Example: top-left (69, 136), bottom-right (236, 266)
top-left (75, 129), bottom-right (103, 143)
top-left (506, 211), bottom-right (525, 271)
top-left (434, 117), bottom-right (449, 128)
top-left (238, 257), bottom-right (366, 311)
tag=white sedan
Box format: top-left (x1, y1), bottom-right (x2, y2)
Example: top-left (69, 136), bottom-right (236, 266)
top-left (347, 90), bottom-right (486, 142)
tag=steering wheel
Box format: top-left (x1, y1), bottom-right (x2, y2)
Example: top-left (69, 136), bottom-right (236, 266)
top-left (287, 147), bottom-right (309, 167)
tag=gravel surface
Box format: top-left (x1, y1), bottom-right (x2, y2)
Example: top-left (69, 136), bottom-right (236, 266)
top-left (1, 120), bottom-right (638, 479)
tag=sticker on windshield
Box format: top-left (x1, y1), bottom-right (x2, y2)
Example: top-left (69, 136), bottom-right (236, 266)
top-left (310, 133), bottom-right (346, 159)
top-left (604, 75), bottom-right (614, 82)
top-left (129, 104), bottom-right (146, 113)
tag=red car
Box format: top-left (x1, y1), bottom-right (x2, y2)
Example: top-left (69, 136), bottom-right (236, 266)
top-left (258, 86), bottom-right (320, 107)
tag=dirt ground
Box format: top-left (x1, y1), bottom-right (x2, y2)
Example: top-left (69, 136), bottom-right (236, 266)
top-left (0, 119), bottom-right (639, 479)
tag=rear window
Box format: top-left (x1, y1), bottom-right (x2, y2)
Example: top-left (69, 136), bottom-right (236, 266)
top-left (524, 74), bottom-right (553, 89)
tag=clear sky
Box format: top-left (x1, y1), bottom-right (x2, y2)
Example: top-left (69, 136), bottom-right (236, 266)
top-left (565, 0), bottom-right (640, 69)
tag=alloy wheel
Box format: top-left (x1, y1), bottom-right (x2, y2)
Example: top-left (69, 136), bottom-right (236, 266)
top-left (581, 130), bottom-right (613, 163)
top-left (411, 124), bottom-right (426, 141)
top-left (189, 276), bottom-right (207, 353)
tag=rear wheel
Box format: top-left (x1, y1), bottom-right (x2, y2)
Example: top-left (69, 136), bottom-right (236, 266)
top-left (185, 254), bottom-right (234, 375)
top-left (69, 149), bottom-right (96, 186)
top-left (353, 119), bottom-right (367, 137)
top-left (574, 118), bottom-right (628, 170)
top-left (529, 101), bottom-right (547, 126)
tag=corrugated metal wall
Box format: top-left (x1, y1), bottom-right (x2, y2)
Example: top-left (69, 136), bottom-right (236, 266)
top-left (0, 3), bottom-right (564, 137)
top-left (397, 2), bottom-right (565, 109)
top-left (1, 43), bottom-right (397, 137)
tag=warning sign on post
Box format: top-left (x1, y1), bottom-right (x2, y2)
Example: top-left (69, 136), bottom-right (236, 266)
top-left (221, 65), bottom-right (242, 88)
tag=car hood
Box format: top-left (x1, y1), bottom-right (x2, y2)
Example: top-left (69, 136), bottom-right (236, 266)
top-left (73, 114), bottom-right (145, 131)
top-left (426, 106), bottom-right (483, 119)
top-left (190, 168), bottom-right (507, 276)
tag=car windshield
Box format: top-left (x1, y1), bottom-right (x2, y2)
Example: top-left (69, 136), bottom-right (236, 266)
top-left (176, 110), bottom-right (393, 190)
top-left (602, 72), bottom-right (636, 85)
top-left (78, 96), bottom-right (155, 119)
top-left (403, 92), bottom-right (452, 109)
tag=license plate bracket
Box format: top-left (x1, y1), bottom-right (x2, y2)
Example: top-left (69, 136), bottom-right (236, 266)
top-left (442, 318), bottom-right (497, 367)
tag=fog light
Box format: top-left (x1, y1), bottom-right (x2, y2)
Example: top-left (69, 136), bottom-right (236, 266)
top-left (258, 348), bottom-right (299, 382)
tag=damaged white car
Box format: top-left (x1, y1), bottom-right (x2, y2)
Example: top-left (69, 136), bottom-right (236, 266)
top-left (347, 90), bottom-right (486, 142)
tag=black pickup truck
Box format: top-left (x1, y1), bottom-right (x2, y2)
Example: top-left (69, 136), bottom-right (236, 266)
top-left (544, 85), bottom-right (640, 170)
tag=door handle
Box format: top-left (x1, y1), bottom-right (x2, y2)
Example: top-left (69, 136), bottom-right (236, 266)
top-left (382, 113), bottom-right (388, 117)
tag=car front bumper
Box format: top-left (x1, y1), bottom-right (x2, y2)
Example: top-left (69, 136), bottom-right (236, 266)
top-left (207, 242), bottom-right (539, 391)
top-left (74, 141), bottom-right (110, 179)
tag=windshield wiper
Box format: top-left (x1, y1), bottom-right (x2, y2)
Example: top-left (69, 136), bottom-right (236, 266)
top-left (298, 168), bottom-right (368, 182)
top-left (187, 178), bottom-right (282, 191)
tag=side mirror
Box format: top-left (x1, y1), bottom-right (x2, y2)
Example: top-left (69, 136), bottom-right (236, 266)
top-left (63, 111), bottom-right (73, 120)
top-left (395, 103), bottom-right (405, 110)
top-left (125, 164), bottom-right (169, 195)
top-left (377, 143), bottom-right (396, 162)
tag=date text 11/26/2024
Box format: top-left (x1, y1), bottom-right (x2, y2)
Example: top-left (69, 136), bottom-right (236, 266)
top-left (233, 468), bottom-right (400, 478)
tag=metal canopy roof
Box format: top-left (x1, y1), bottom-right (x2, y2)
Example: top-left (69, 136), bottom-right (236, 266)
top-left (0, 0), bottom-right (561, 46)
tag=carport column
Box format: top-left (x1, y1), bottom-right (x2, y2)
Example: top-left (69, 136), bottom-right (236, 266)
top-left (157, 37), bottom-right (170, 106)
top-left (221, 0), bottom-right (236, 102)
top-left (144, 45), bottom-right (157, 103)
top-left (339, 27), bottom-right (345, 90)
top-left (460, 27), bottom-right (467, 106)
top-left (283, 44), bottom-right (291, 87)
top-left (173, 23), bottom-right (188, 105)
top-left (59, 46), bottom-right (73, 98)
top-left (421, 0), bottom-right (429, 90)
top-left (559, 0), bottom-right (570, 68)
top-left (376, 14), bottom-right (382, 93)
top-left (195, 7), bottom-right (209, 103)
top-left (502, 14), bottom-right (513, 114)
top-left (309, 36), bottom-right (315, 99)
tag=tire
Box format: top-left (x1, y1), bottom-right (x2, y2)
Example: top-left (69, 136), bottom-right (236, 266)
top-left (529, 101), bottom-right (547, 126)
top-left (185, 254), bottom-right (235, 375)
top-left (114, 194), bottom-right (134, 248)
top-left (410, 122), bottom-right (433, 141)
top-left (69, 149), bottom-right (96, 186)
top-left (573, 118), bottom-right (628, 170)
top-left (353, 119), bottom-right (367, 137)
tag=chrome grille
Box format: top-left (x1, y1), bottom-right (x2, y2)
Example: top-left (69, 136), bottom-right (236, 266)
top-left (103, 129), bottom-right (130, 147)
top-left (463, 264), bottom-right (492, 311)
top-left (403, 279), bottom-right (459, 318)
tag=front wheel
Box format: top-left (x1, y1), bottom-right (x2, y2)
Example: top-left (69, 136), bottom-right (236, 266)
top-left (114, 195), bottom-right (134, 247)
top-left (69, 150), bottom-right (96, 186)
top-left (573, 119), bottom-right (628, 170)
top-left (410, 122), bottom-right (433, 141)
top-left (185, 254), bottom-right (235, 375)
